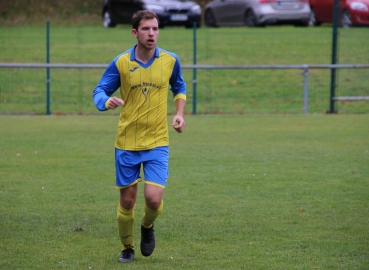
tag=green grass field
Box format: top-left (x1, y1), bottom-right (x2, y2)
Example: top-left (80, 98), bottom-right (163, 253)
top-left (1, 26), bottom-right (368, 115)
top-left (1, 115), bottom-right (368, 269)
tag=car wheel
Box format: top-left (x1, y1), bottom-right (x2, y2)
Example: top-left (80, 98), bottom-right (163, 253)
top-left (341, 9), bottom-right (352, 28)
top-left (308, 9), bottom-right (317, 26)
top-left (308, 8), bottom-right (321, 26)
top-left (103, 11), bottom-right (116, 28)
top-left (245, 10), bottom-right (257, 27)
top-left (205, 10), bottom-right (217, 27)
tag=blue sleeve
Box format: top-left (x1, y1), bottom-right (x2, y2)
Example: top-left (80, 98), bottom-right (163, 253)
top-left (93, 59), bottom-right (121, 111)
top-left (169, 55), bottom-right (186, 98)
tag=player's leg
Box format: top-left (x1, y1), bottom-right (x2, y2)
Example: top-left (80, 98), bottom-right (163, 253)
top-left (140, 146), bottom-right (168, 256)
top-left (117, 185), bottom-right (137, 262)
top-left (115, 149), bottom-right (142, 262)
top-left (140, 184), bottom-right (164, 257)
top-left (118, 184), bottom-right (138, 249)
top-left (143, 184), bottom-right (164, 226)
top-left (142, 146), bottom-right (168, 227)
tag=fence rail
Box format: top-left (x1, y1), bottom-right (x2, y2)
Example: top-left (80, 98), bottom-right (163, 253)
top-left (2, 63), bottom-right (369, 69)
top-left (1, 63), bottom-right (368, 115)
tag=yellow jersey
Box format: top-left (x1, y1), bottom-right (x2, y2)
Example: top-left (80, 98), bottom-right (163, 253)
top-left (93, 45), bottom-right (186, 151)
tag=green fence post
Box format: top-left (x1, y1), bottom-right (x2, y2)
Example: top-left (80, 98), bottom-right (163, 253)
top-left (46, 20), bottom-right (50, 115)
top-left (192, 21), bottom-right (197, 115)
top-left (329, 0), bottom-right (339, 113)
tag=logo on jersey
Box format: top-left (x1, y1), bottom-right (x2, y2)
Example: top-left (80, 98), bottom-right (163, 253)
top-left (129, 67), bottom-right (139, 72)
top-left (142, 88), bottom-right (150, 101)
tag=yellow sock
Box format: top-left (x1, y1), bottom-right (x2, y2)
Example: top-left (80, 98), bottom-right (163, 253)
top-left (117, 204), bottom-right (135, 250)
top-left (142, 200), bottom-right (163, 228)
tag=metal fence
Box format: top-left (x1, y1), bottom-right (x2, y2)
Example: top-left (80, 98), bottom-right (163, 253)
top-left (1, 23), bottom-right (368, 115)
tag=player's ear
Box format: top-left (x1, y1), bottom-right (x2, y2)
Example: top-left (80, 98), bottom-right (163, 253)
top-left (132, 28), bottom-right (137, 38)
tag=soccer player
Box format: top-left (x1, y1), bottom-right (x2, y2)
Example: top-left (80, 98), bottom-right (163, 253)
top-left (92, 10), bottom-right (186, 262)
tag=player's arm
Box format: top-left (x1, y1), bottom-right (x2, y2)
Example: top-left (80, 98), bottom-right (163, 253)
top-left (169, 55), bottom-right (186, 133)
top-left (93, 60), bottom-right (123, 111)
top-left (172, 97), bottom-right (186, 133)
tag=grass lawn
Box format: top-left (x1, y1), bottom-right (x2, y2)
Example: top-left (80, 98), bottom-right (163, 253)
top-left (0, 115), bottom-right (368, 269)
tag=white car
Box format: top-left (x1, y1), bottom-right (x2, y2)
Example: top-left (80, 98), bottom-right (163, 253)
top-left (204, 0), bottom-right (312, 27)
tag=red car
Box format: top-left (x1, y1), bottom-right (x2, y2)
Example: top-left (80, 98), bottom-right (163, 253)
top-left (309, 0), bottom-right (369, 27)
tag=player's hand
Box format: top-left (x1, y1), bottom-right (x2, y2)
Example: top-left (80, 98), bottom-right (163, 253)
top-left (107, 97), bottom-right (124, 110)
top-left (172, 115), bottom-right (185, 133)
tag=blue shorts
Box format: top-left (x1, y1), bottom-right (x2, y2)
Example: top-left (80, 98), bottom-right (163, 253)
top-left (115, 146), bottom-right (169, 189)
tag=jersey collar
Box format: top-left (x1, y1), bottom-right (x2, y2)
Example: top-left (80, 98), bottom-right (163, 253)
top-left (130, 45), bottom-right (160, 62)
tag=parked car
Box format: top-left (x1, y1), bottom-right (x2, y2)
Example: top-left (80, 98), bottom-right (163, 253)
top-left (308, 0), bottom-right (369, 27)
top-left (102, 0), bottom-right (202, 28)
top-left (204, 0), bottom-right (311, 27)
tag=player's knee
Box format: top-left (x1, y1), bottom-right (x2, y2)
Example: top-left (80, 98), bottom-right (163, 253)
top-left (120, 197), bottom-right (135, 209)
top-left (145, 198), bottom-right (162, 210)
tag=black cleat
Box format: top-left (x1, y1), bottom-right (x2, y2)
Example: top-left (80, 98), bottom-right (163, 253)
top-left (118, 248), bottom-right (134, 263)
top-left (140, 224), bottom-right (156, 257)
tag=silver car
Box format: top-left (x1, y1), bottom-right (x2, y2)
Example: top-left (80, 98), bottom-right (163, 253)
top-left (102, 0), bottom-right (202, 28)
top-left (204, 0), bottom-right (311, 27)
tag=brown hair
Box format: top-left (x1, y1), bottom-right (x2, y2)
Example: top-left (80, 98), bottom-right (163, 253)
top-left (132, 10), bottom-right (159, 30)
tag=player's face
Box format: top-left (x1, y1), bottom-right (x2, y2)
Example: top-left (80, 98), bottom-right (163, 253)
top-left (133, 19), bottom-right (159, 51)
